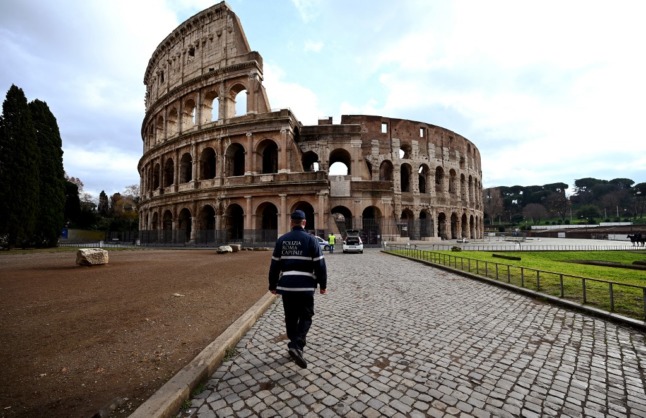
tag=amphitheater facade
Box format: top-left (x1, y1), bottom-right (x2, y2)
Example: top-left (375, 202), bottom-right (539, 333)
top-left (138, 2), bottom-right (484, 245)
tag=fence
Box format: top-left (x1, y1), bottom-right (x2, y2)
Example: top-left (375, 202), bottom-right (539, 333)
top-left (400, 242), bottom-right (635, 252)
top-left (385, 245), bottom-right (646, 322)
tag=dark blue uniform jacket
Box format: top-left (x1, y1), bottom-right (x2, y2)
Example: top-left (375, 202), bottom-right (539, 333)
top-left (268, 227), bottom-right (327, 295)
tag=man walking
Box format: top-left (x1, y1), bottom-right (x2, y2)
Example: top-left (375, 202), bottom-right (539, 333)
top-left (268, 210), bottom-right (327, 369)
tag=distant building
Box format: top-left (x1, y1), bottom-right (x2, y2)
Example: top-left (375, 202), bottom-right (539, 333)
top-left (138, 1), bottom-right (484, 245)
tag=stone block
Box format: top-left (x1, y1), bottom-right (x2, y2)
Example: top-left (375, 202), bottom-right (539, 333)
top-left (76, 248), bottom-right (109, 266)
top-left (216, 245), bottom-right (233, 254)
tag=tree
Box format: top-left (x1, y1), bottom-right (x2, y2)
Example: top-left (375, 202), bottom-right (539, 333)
top-left (483, 187), bottom-right (504, 224)
top-left (98, 191), bottom-right (109, 216)
top-left (29, 99), bottom-right (66, 246)
top-left (0, 85), bottom-right (40, 247)
top-left (523, 203), bottom-right (548, 224)
top-left (64, 180), bottom-right (82, 226)
top-left (544, 192), bottom-right (570, 221)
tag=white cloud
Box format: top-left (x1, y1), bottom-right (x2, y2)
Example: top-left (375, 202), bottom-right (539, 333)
top-left (304, 40), bottom-right (324, 53)
top-left (263, 62), bottom-right (324, 124)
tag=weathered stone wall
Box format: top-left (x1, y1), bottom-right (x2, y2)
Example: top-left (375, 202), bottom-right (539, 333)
top-left (137, 1), bottom-right (484, 244)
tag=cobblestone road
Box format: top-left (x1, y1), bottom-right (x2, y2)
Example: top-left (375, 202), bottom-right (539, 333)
top-left (186, 249), bottom-right (646, 417)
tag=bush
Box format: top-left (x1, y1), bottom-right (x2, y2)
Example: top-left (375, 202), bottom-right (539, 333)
top-left (451, 246), bottom-right (462, 252)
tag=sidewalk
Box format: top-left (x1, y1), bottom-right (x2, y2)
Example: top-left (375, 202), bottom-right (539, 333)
top-left (181, 248), bottom-right (645, 417)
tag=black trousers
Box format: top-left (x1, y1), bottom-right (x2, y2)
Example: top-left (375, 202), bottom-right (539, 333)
top-left (281, 292), bottom-right (314, 350)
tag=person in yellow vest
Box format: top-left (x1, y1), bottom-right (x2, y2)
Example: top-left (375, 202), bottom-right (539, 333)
top-left (328, 233), bottom-right (336, 253)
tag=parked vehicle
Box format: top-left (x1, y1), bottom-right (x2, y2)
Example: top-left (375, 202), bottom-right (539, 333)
top-left (315, 236), bottom-right (331, 252)
top-left (343, 229), bottom-right (363, 254)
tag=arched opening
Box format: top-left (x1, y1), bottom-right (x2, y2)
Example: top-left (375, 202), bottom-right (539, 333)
top-left (162, 210), bottom-right (173, 243)
top-left (232, 85), bottom-right (247, 116)
top-left (200, 148), bottom-right (216, 180)
top-left (203, 90), bottom-right (219, 122)
top-left (437, 212), bottom-right (447, 240)
top-left (151, 212), bottom-right (159, 231)
top-left (257, 202), bottom-right (278, 242)
top-left (183, 98), bottom-right (197, 129)
top-left (461, 213), bottom-right (468, 238)
top-left (418, 164), bottom-right (430, 194)
top-left (435, 167), bottom-right (444, 193)
top-left (331, 206), bottom-right (353, 232)
top-left (400, 209), bottom-right (415, 239)
top-left (163, 158), bottom-right (174, 188)
top-left (197, 205), bottom-right (216, 244)
top-left (450, 212), bottom-right (459, 239)
top-left (329, 148), bottom-right (351, 176)
top-left (420, 210), bottom-right (433, 238)
top-left (400, 163), bottom-right (412, 192)
top-left (449, 169), bottom-right (457, 195)
top-left (302, 151), bottom-right (319, 172)
top-left (258, 139), bottom-right (278, 174)
top-left (362, 206), bottom-right (382, 245)
top-left (460, 174), bottom-right (467, 200)
top-left (178, 208), bottom-right (192, 243)
top-left (225, 143), bottom-right (245, 176)
top-left (153, 163), bottom-right (161, 189)
top-left (225, 204), bottom-right (244, 241)
top-left (167, 107), bottom-right (178, 136)
top-left (292, 201), bottom-right (316, 231)
top-left (399, 143), bottom-right (412, 159)
top-left (180, 153), bottom-right (193, 183)
top-left (379, 160), bottom-right (393, 181)
top-left (155, 115), bottom-right (164, 143)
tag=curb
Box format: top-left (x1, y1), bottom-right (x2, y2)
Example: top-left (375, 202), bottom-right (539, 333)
top-left (128, 292), bottom-right (278, 418)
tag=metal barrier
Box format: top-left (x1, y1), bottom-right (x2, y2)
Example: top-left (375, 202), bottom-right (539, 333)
top-left (385, 245), bottom-right (646, 322)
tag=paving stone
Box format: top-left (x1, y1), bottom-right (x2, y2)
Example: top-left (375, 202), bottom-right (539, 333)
top-left (180, 250), bottom-right (646, 418)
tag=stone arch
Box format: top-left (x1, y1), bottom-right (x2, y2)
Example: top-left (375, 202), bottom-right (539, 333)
top-left (418, 164), bottom-right (430, 194)
top-left (168, 106), bottom-right (179, 136)
top-left (379, 160), bottom-right (393, 181)
top-left (224, 203), bottom-right (244, 241)
top-left (420, 210), bottom-right (433, 238)
top-left (461, 213), bottom-right (468, 238)
top-left (437, 212), bottom-right (447, 239)
top-left (470, 214), bottom-right (475, 239)
top-left (302, 151), bottom-right (319, 172)
top-left (225, 143), bottom-right (245, 176)
top-left (183, 97), bottom-right (197, 129)
top-left (257, 139), bottom-right (278, 174)
top-left (256, 202), bottom-right (278, 241)
top-left (399, 142), bottom-right (412, 159)
top-left (329, 148), bottom-right (351, 176)
top-left (162, 210), bottom-right (173, 242)
top-left (460, 173), bottom-right (467, 200)
top-left (200, 147), bottom-right (216, 180)
top-left (155, 115), bottom-right (164, 143)
top-left (151, 212), bottom-right (159, 230)
top-left (180, 152), bottom-right (193, 183)
top-left (163, 158), bottom-right (174, 187)
top-left (435, 166), bottom-right (444, 193)
top-left (331, 205), bottom-right (353, 231)
top-left (400, 163), bottom-right (412, 192)
top-left (203, 90), bottom-right (219, 123)
top-left (449, 169), bottom-right (457, 195)
top-left (229, 83), bottom-right (248, 117)
top-left (197, 204), bottom-right (216, 243)
top-left (153, 163), bottom-right (161, 189)
top-left (362, 206), bottom-right (382, 245)
top-left (450, 212), bottom-right (459, 239)
top-left (292, 201), bottom-right (316, 231)
top-left (178, 208), bottom-right (192, 243)
top-left (400, 208), bottom-right (415, 239)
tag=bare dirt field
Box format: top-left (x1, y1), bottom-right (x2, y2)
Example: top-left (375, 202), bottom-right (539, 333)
top-left (0, 248), bottom-right (272, 418)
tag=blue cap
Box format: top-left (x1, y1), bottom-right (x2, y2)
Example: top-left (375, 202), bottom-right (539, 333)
top-left (291, 210), bottom-right (306, 220)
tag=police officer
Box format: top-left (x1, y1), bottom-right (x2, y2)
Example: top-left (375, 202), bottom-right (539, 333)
top-left (268, 210), bottom-right (327, 369)
top-left (328, 232), bottom-right (336, 253)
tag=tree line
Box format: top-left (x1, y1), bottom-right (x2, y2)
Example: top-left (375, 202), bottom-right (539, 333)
top-left (483, 178), bottom-right (646, 227)
top-left (0, 85), bottom-right (138, 248)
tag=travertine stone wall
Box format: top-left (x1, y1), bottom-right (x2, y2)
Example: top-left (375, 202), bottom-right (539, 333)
top-left (137, 1), bottom-right (484, 245)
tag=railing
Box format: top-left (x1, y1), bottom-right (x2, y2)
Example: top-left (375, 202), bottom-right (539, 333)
top-left (385, 245), bottom-right (646, 322)
top-left (399, 241), bottom-right (634, 252)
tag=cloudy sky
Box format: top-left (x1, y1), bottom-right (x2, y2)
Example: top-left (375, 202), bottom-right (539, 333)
top-left (1, 0), bottom-right (645, 199)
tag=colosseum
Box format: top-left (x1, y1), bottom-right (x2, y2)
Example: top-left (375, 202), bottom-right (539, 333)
top-left (138, 2), bottom-right (484, 246)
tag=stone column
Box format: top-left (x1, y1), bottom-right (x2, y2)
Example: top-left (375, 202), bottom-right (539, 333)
top-left (245, 132), bottom-right (253, 175)
top-left (279, 194), bottom-right (287, 234)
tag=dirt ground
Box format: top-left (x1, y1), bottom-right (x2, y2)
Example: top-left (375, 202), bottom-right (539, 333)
top-left (0, 248), bottom-right (272, 418)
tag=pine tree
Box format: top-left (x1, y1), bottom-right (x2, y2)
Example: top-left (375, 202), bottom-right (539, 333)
top-left (0, 85), bottom-right (39, 247)
top-left (98, 190), bottom-right (109, 216)
top-left (29, 99), bottom-right (66, 246)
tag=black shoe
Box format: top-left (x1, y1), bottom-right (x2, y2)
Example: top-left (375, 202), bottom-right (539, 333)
top-left (288, 347), bottom-right (307, 369)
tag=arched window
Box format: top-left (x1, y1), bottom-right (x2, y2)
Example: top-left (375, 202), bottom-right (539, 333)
top-left (163, 158), bottom-right (174, 187)
top-left (226, 143), bottom-right (245, 176)
top-left (200, 148), bottom-right (216, 180)
top-left (180, 153), bottom-right (193, 183)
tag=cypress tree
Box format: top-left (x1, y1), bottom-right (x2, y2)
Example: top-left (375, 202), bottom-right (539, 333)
top-left (0, 85), bottom-right (39, 247)
top-left (29, 99), bottom-right (66, 247)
